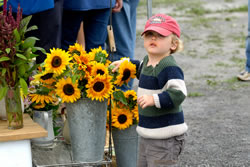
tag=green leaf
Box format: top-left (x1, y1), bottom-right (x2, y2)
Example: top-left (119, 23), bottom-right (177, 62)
top-left (113, 91), bottom-right (128, 105)
top-left (72, 75), bottom-right (77, 84)
top-left (26, 25), bottom-right (38, 33)
top-left (108, 65), bottom-right (115, 71)
top-left (0, 56), bottom-right (10, 62)
top-left (12, 71), bottom-right (16, 82)
top-left (27, 63), bottom-right (39, 74)
top-left (19, 78), bottom-right (28, 96)
top-left (14, 58), bottom-right (25, 66)
top-left (37, 86), bottom-right (50, 94)
top-left (94, 52), bottom-right (107, 64)
top-left (22, 37), bottom-right (39, 50)
top-left (17, 64), bottom-right (26, 77)
top-left (16, 53), bottom-right (27, 60)
top-left (5, 48), bottom-right (11, 54)
top-left (24, 47), bottom-right (32, 59)
top-left (1, 68), bottom-right (6, 76)
top-left (13, 28), bottom-right (21, 43)
top-left (30, 53), bottom-right (39, 59)
top-left (19, 15), bottom-right (32, 34)
top-left (32, 47), bottom-right (46, 55)
top-left (0, 86), bottom-right (8, 101)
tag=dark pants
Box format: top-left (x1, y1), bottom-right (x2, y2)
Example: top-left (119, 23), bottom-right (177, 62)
top-left (25, 0), bottom-right (64, 64)
top-left (61, 8), bottom-right (110, 52)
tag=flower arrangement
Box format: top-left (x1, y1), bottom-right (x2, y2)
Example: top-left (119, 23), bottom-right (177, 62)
top-left (32, 43), bottom-right (136, 104)
top-left (0, 0), bottom-right (45, 129)
top-left (0, 0), bottom-right (44, 98)
top-left (24, 69), bottom-right (60, 111)
top-left (107, 89), bottom-right (139, 130)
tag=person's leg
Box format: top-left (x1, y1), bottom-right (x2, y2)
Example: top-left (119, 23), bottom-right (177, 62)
top-left (145, 136), bottom-right (185, 167)
top-left (26, 0), bottom-right (64, 64)
top-left (83, 8), bottom-right (110, 52)
top-left (237, 0), bottom-right (250, 81)
top-left (137, 137), bottom-right (147, 167)
top-left (245, 0), bottom-right (250, 72)
top-left (111, 0), bottom-right (139, 61)
top-left (61, 10), bottom-right (82, 51)
top-left (110, 0), bottom-right (139, 91)
top-left (77, 22), bottom-right (85, 50)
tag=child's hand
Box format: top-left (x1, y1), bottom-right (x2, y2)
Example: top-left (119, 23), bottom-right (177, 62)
top-left (110, 60), bottom-right (123, 72)
top-left (137, 95), bottom-right (155, 109)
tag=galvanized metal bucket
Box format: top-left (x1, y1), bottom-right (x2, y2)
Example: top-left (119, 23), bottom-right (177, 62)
top-left (112, 124), bottom-right (138, 167)
top-left (66, 98), bottom-right (107, 163)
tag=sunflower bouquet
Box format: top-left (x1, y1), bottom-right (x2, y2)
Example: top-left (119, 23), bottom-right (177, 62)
top-left (107, 89), bottom-right (139, 130)
top-left (33, 43), bottom-right (136, 104)
top-left (25, 69), bottom-right (60, 111)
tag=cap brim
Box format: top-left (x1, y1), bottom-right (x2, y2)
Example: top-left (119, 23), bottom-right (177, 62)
top-left (141, 26), bottom-right (172, 37)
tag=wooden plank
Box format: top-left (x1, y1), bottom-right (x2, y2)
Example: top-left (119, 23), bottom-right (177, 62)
top-left (0, 114), bottom-right (48, 142)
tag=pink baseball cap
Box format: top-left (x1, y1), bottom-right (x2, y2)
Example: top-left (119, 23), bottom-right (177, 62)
top-left (141, 14), bottom-right (181, 38)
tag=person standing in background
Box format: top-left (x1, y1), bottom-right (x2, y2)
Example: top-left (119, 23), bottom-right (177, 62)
top-left (237, 0), bottom-right (250, 81)
top-left (7, 0), bottom-right (64, 64)
top-left (61, 0), bottom-right (122, 52)
top-left (110, 0), bottom-right (140, 91)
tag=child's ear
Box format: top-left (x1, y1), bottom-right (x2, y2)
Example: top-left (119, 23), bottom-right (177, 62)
top-left (171, 39), bottom-right (178, 51)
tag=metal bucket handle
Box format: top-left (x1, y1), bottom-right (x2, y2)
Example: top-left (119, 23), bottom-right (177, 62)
top-left (43, 111), bottom-right (49, 131)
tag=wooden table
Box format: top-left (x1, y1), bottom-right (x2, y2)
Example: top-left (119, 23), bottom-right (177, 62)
top-left (0, 114), bottom-right (47, 167)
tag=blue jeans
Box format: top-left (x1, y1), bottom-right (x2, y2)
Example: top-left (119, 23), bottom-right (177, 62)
top-left (246, 0), bottom-right (250, 72)
top-left (110, 0), bottom-right (139, 91)
top-left (61, 8), bottom-right (110, 52)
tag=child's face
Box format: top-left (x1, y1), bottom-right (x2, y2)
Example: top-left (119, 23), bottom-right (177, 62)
top-left (143, 31), bottom-right (176, 56)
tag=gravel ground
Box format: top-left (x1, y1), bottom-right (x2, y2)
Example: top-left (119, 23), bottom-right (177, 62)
top-left (134, 0), bottom-right (250, 166)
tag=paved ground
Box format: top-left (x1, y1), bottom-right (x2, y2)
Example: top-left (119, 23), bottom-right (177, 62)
top-left (134, 0), bottom-right (250, 166)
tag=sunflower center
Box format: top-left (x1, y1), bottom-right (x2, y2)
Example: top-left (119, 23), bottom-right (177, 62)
top-left (41, 73), bottom-right (53, 80)
top-left (63, 84), bottom-right (75, 96)
top-left (118, 114), bottom-right (127, 124)
top-left (93, 81), bottom-right (104, 92)
top-left (52, 56), bottom-right (62, 67)
top-left (97, 69), bottom-right (105, 75)
top-left (122, 69), bottom-right (131, 81)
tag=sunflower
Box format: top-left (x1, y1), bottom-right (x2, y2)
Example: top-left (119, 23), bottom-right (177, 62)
top-left (86, 75), bottom-right (113, 102)
top-left (29, 93), bottom-right (54, 104)
top-left (73, 54), bottom-right (87, 71)
top-left (105, 59), bottom-right (112, 67)
top-left (83, 61), bottom-right (96, 79)
top-left (114, 60), bottom-right (136, 87)
top-left (89, 46), bottom-right (108, 64)
top-left (89, 46), bottom-right (109, 57)
top-left (91, 62), bottom-right (109, 76)
top-left (113, 100), bottom-right (126, 109)
top-left (112, 108), bottom-right (133, 130)
top-left (124, 90), bottom-right (137, 100)
top-left (132, 105), bottom-right (139, 122)
top-left (33, 72), bottom-right (56, 85)
top-left (68, 43), bottom-right (85, 56)
top-left (33, 103), bottom-right (46, 109)
top-left (44, 48), bottom-right (71, 76)
top-left (55, 77), bottom-right (81, 103)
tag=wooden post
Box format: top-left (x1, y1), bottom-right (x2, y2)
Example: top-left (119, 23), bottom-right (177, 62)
top-left (107, 25), bottom-right (116, 52)
top-left (147, 0), bottom-right (152, 19)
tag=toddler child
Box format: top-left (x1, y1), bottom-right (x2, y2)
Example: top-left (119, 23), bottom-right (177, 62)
top-left (112, 13), bottom-right (188, 167)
